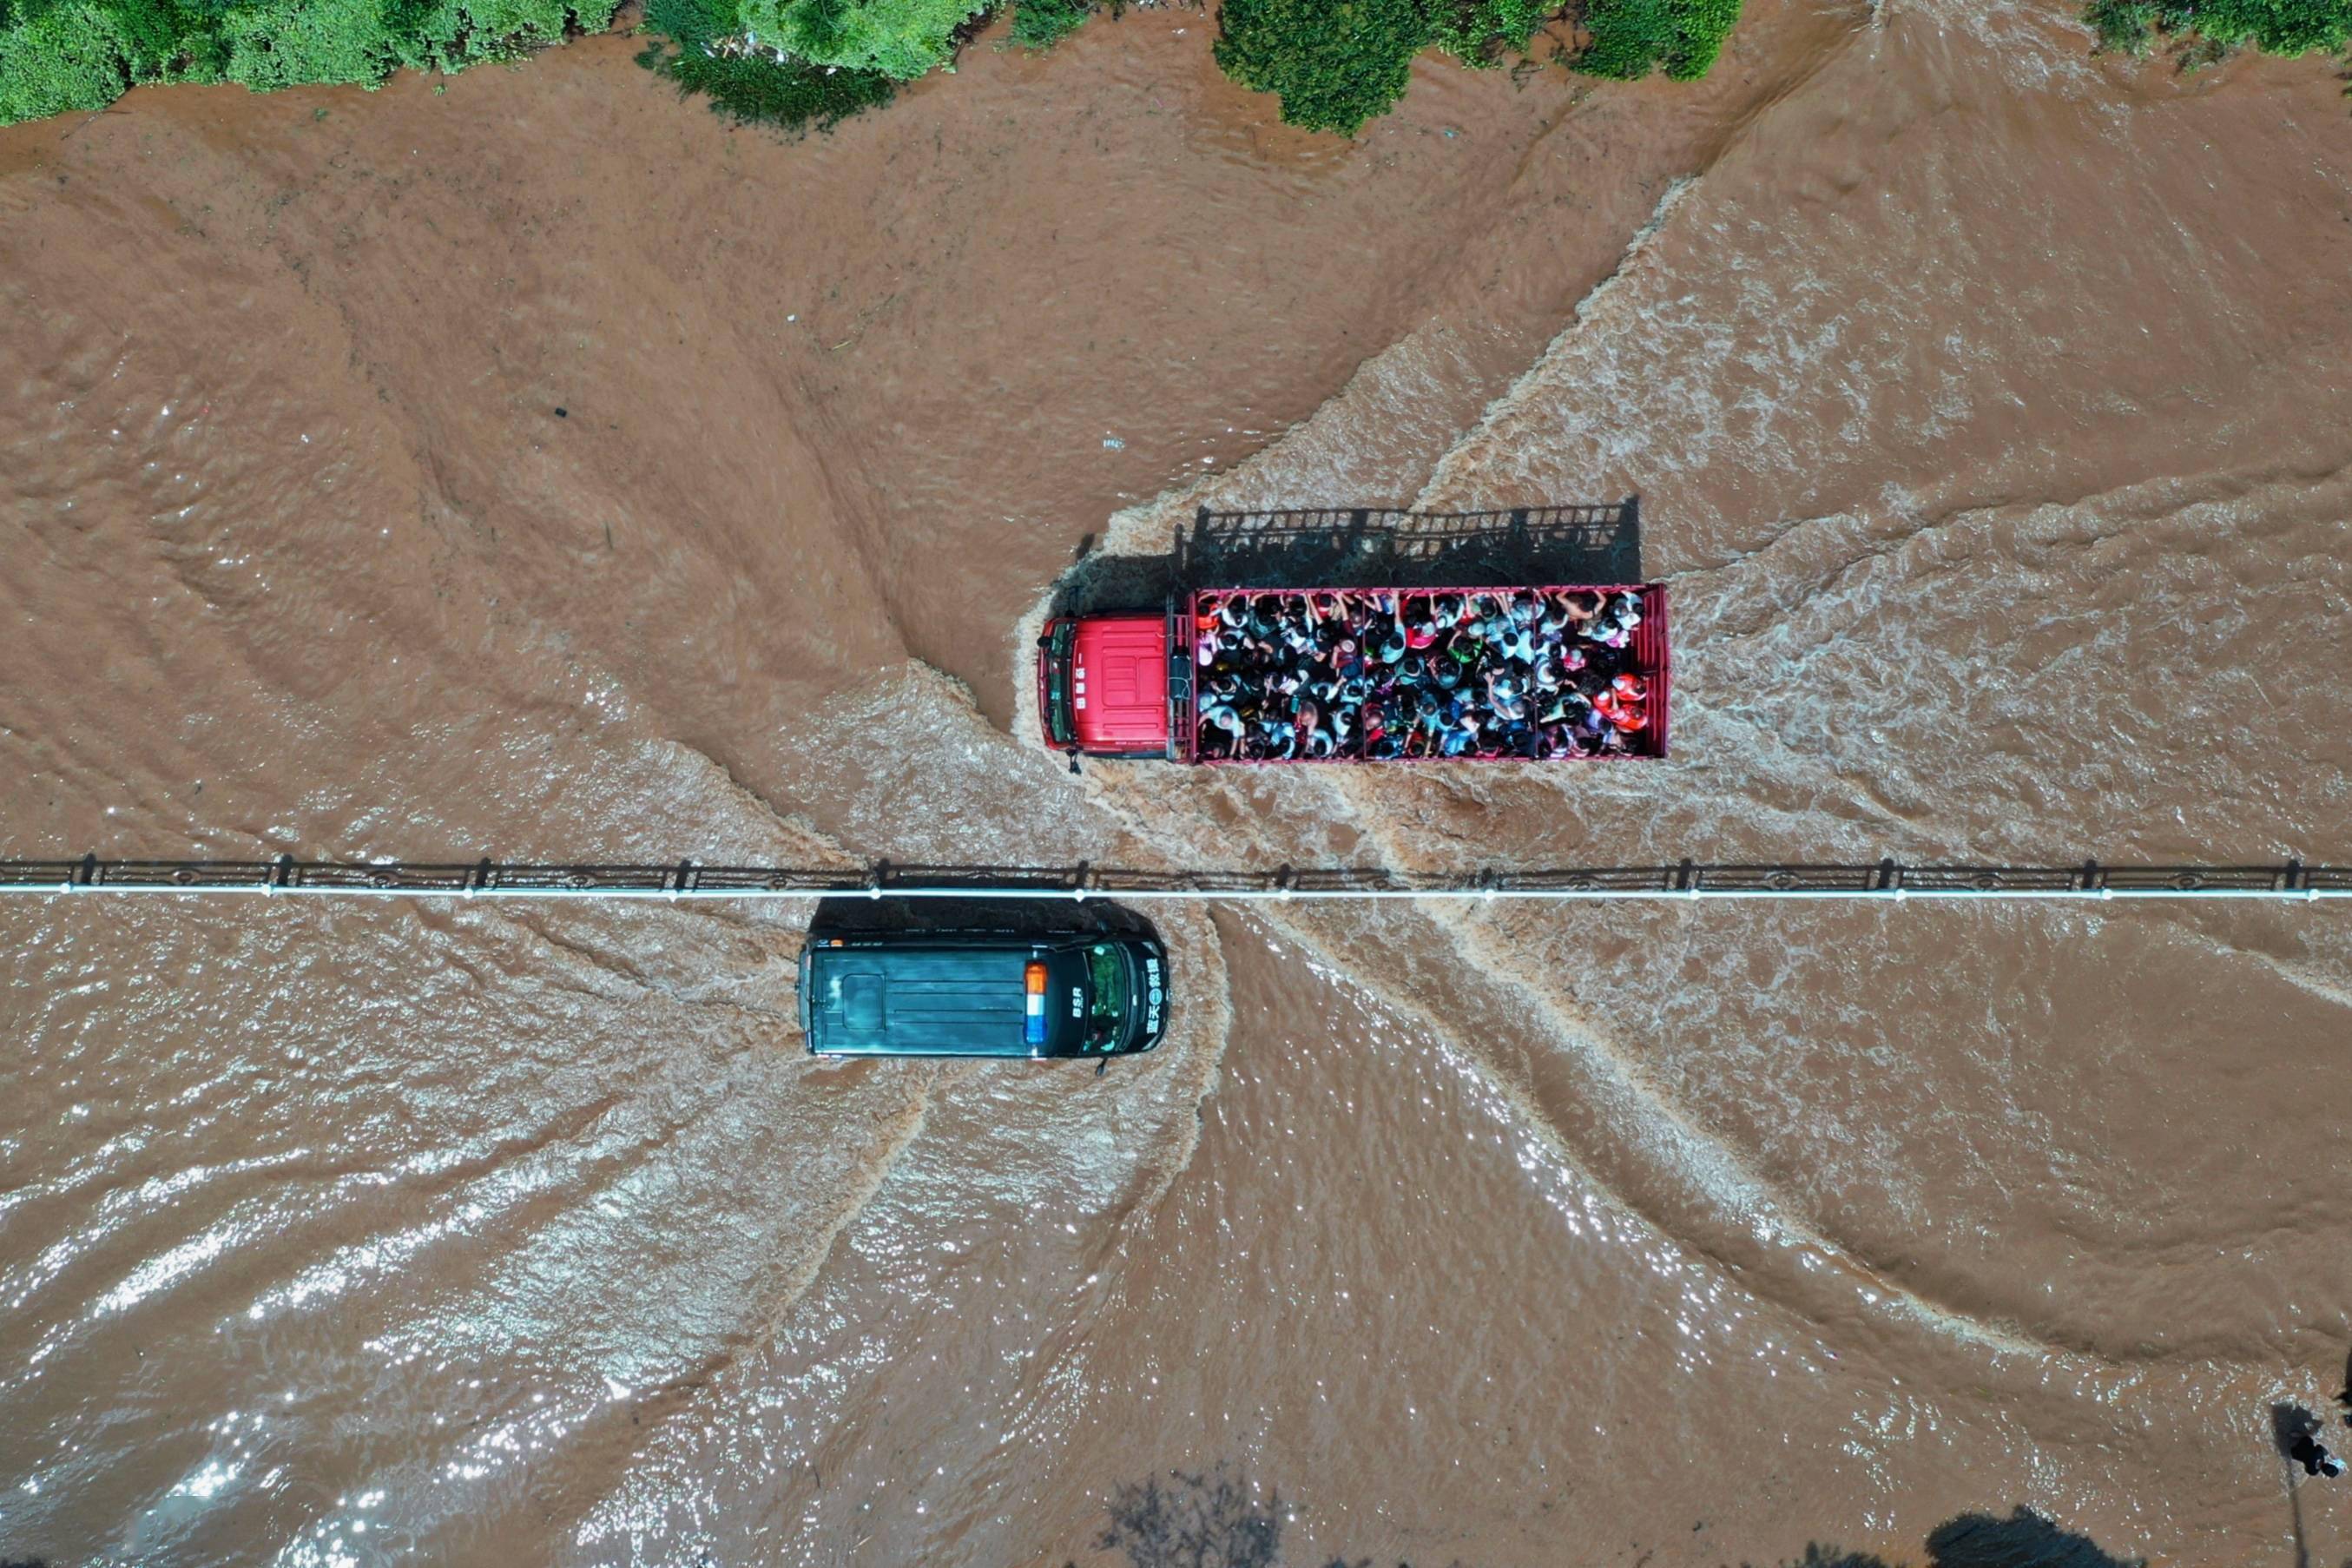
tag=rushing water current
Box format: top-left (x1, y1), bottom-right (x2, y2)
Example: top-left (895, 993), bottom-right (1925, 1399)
top-left (5, 2), bottom-right (2352, 1563)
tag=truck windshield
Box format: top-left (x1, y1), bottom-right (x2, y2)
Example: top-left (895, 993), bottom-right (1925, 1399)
top-left (1041, 623), bottom-right (1077, 746)
top-left (1085, 943), bottom-right (1130, 1049)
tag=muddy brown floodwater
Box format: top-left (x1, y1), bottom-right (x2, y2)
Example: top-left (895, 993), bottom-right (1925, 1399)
top-left (6, 1), bottom-right (2352, 1564)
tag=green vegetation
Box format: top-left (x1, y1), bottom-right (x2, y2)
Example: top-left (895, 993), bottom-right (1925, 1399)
top-left (1578, 0), bottom-right (1743, 80)
top-left (1212, 0), bottom-right (1429, 134)
top-left (15, 0), bottom-right (2343, 151)
top-left (0, 0), bottom-right (1763, 140)
top-left (1430, 0), bottom-right (1548, 63)
top-left (0, 0), bottom-right (616, 124)
top-left (638, 0), bottom-right (893, 130)
top-left (2085, 0), bottom-right (2352, 57)
top-left (734, 0), bottom-right (980, 78)
top-left (1006, 0), bottom-right (1096, 50)
top-left (640, 0), bottom-right (1110, 125)
top-left (1211, 0), bottom-right (1742, 135)
top-left (1210, 0), bottom-right (1704, 135)
top-left (0, 1), bottom-right (175, 122)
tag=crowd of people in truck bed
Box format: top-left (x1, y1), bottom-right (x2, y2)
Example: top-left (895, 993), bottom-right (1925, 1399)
top-left (1190, 587), bottom-right (1654, 761)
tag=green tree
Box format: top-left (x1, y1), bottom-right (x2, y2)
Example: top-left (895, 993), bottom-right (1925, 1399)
top-left (1008, 0), bottom-right (1096, 49)
top-left (735, 0), bottom-right (985, 78)
top-left (1577, 0), bottom-right (1744, 80)
top-left (1, 0), bottom-right (617, 123)
top-left (2085, 0), bottom-right (2352, 56)
top-left (1211, 0), bottom-right (1433, 134)
top-left (637, 0), bottom-right (893, 129)
top-left (1209, 0), bottom-right (1747, 134)
top-left (0, 0), bottom-right (193, 122)
top-left (201, 0), bottom-right (413, 89)
top-left (1429, 0), bottom-right (1545, 63)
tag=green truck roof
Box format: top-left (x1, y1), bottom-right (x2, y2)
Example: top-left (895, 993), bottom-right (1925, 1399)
top-left (796, 929), bottom-right (1167, 1059)
top-left (802, 944), bottom-right (1047, 1057)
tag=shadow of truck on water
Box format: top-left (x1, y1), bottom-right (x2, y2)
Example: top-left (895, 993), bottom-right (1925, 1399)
top-left (1051, 501), bottom-right (1645, 620)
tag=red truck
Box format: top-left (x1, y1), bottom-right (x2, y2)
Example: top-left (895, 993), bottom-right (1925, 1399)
top-left (1038, 581), bottom-right (1669, 765)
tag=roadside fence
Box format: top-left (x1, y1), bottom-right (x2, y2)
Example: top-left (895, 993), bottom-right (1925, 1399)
top-left (2, 855), bottom-right (2345, 904)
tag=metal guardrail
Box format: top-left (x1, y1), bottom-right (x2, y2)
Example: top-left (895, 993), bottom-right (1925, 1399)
top-left (0, 856), bottom-right (2344, 902)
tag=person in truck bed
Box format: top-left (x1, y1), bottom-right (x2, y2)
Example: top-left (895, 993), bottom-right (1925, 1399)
top-left (1190, 587), bottom-right (1650, 762)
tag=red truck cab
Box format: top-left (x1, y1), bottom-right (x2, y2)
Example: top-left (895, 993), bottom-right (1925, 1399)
top-left (1038, 614), bottom-right (1175, 758)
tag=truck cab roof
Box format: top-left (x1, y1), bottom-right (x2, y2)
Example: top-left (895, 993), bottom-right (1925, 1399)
top-left (1047, 615), bottom-right (1170, 756)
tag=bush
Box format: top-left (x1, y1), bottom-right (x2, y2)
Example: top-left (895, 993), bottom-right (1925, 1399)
top-left (1209, 0), bottom-right (1749, 134)
top-left (391, 0), bottom-right (610, 68)
top-left (1575, 0), bottom-right (1743, 80)
top-left (1429, 0), bottom-right (1545, 63)
top-left (0, 0), bottom-right (619, 125)
top-left (205, 0), bottom-right (420, 89)
top-left (1212, 0), bottom-right (1434, 133)
top-left (2085, 0), bottom-right (2352, 56)
top-left (2085, 0), bottom-right (2158, 48)
top-left (1008, 0), bottom-right (1095, 49)
top-left (638, 0), bottom-right (893, 128)
top-left (735, 0), bottom-right (985, 77)
top-left (0, 0), bottom-right (189, 122)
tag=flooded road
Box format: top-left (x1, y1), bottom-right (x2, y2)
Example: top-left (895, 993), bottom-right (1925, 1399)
top-left (5, 1), bottom-right (2352, 1562)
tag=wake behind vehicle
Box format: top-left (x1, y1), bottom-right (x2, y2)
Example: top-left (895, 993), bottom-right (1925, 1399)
top-left (796, 912), bottom-right (1168, 1060)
